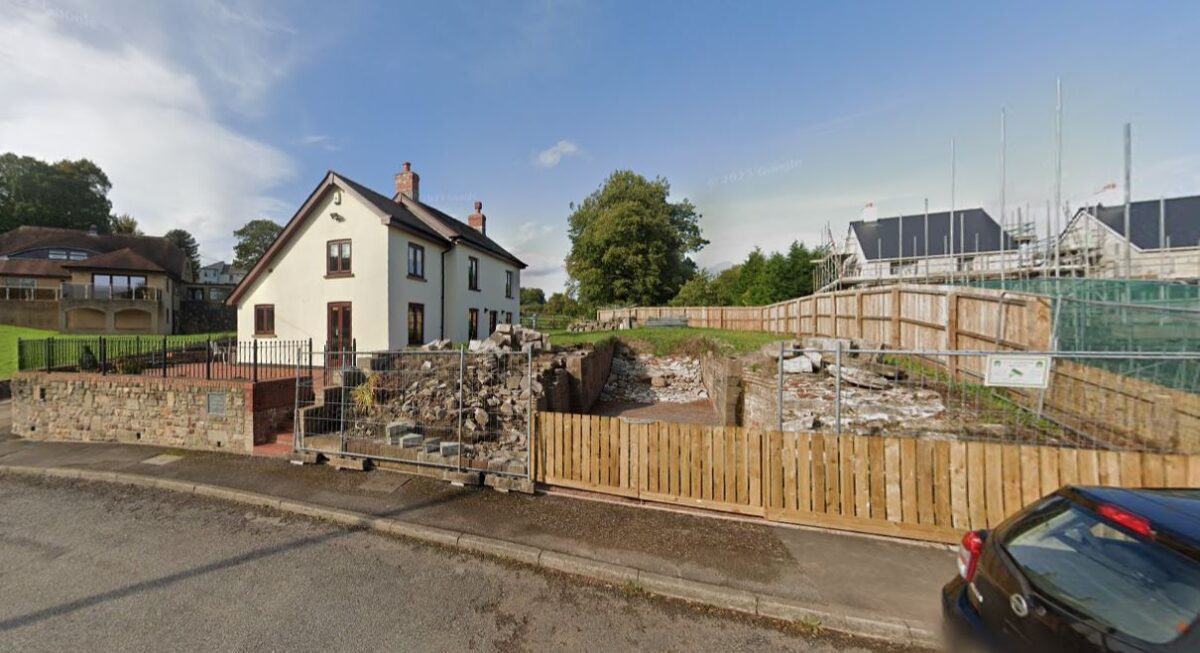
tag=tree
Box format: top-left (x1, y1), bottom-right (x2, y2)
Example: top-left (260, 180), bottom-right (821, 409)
top-left (565, 170), bottom-right (707, 307)
top-left (520, 287), bottom-right (546, 313)
top-left (0, 153), bottom-right (114, 233)
top-left (110, 213), bottom-right (142, 235)
top-left (543, 292), bottom-right (587, 317)
top-left (233, 218), bottom-right (283, 270)
top-left (665, 240), bottom-right (817, 306)
top-left (164, 229), bottom-right (200, 279)
top-left (669, 269), bottom-right (717, 306)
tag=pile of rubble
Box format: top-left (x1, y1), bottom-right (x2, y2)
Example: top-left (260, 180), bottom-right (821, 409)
top-left (600, 345), bottom-right (707, 404)
top-left (568, 317), bottom-right (632, 332)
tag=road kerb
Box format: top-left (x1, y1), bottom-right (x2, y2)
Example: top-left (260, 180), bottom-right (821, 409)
top-left (458, 534), bottom-right (542, 566)
top-left (637, 571), bottom-right (758, 614)
top-left (0, 464), bottom-right (936, 647)
top-left (538, 550), bottom-right (639, 585)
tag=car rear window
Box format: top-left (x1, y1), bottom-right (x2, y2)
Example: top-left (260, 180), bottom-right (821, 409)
top-left (1004, 501), bottom-right (1200, 644)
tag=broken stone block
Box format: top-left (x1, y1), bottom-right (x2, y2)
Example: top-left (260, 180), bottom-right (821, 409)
top-left (422, 438), bottom-right (442, 453)
top-left (440, 441), bottom-right (462, 457)
top-left (398, 433), bottom-right (423, 449)
top-left (386, 420), bottom-right (417, 439)
top-left (782, 356), bottom-right (814, 374)
top-left (474, 407), bottom-right (489, 428)
top-left (650, 375), bottom-right (669, 388)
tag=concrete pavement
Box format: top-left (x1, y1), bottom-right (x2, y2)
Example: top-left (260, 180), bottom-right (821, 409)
top-left (0, 475), bottom-right (918, 652)
top-left (0, 400), bottom-right (953, 647)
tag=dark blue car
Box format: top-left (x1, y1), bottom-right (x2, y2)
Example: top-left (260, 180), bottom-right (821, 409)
top-left (943, 486), bottom-right (1200, 652)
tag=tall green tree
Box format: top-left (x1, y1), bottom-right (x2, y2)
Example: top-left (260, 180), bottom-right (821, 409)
top-left (0, 153), bottom-right (114, 233)
top-left (669, 269), bottom-right (717, 306)
top-left (565, 170), bottom-right (707, 307)
top-left (163, 228), bottom-right (200, 279)
top-left (543, 292), bottom-right (586, 317)
top-left (110, 213), bottom-right (142, 235)
top-left (232, 218), bottom-right (283, 270)
top-left (520, 287), bottom-right (546, 313)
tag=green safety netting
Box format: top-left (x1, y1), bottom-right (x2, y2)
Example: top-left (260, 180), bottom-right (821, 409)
top-left (961, 278), bottom-right (1200, 392)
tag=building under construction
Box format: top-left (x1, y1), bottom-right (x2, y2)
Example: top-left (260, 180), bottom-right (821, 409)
top-left (814, 194), bottom-right (1200, 293)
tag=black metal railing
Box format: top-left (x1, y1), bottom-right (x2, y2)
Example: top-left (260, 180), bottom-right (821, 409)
top-left (16, 335), bottom-right (313, 382)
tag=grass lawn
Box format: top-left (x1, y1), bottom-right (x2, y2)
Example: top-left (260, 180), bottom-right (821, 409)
top-left (0, 328), bottom-right (235, 380)
top-left (547, 326), bottom-right (783, 356)
top-left (0, 324), bottom-right (58, 380)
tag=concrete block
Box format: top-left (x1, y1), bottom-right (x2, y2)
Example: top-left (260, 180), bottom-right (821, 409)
top-left (386, 420), bottom-right (418, 441)
top-left (440, 469), bottom-right (481, 486)
top-left (327, 455), bottom-right (370, 471)
top-left (483, 474), bottom-right (535, 494)
top-left (398, 433), bottom-right (423, 449)
top-left (422, 439), bottom-right (441, 453)
top-left (289, 451), bottom-right (321, 465)
top-left (439, 441), bottom-right (461, 457)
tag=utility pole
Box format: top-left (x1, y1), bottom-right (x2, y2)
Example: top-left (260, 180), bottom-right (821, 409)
top-left (1000, 108), bottom-right (1007, 288)
top-left (924, 198), bottom-right (930, 279)
top-left (1055, 78), bottom-right (1063, 278)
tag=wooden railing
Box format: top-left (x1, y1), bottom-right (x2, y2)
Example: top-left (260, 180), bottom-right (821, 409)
top-left (534, 412), bottom-right (1200, 544)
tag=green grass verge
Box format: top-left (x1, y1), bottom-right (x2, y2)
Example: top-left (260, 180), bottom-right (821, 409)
top-left (547, 326), bottom-right (782, 356)
top-left (0, 324), bottom-right (58, 380)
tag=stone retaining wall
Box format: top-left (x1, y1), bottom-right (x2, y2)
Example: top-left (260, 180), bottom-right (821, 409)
top-left (700, 353), bottom-right (742, 426)
top-left (10, 371), bottom-right (304, 453)
top-left (563, 339), bottom-right (615, 412)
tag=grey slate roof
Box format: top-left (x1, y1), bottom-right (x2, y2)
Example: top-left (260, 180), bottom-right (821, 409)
top-left (1088, 195), bottom-right (1200, 250)
top-left (399, 196), bottom-right (528, 269)
top-left (0, 226), bottom-right (189, 278)
top-left (851, 208), bottom-right (1016, 261)
top-left (333, 174), bottom-right (449, 245)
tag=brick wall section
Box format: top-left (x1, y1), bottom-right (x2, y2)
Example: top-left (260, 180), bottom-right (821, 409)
top-left (700, 353), bottom-right (742, 426)
top-left (9, 372), bottom-right (287, 453)
top-left (250, 377), bottom-right (305, 443)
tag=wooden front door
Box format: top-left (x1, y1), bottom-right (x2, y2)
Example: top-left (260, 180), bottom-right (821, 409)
top-left (327, 302), bottom-right (352, 363)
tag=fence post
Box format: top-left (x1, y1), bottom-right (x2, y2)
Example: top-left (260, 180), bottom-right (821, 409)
top-left (527, 347), bottom-right (534, 482)
top-left (15, 338), bottom-right (21, 371)
top-left (834, 340), bottom-right (843, 437)
top-left (99, 336), bottom-right (106, 376)
top-left (162, 336), bottom-right (168, 377)
top-left (457, 348), bottom-right (465, 472)
top-left (206, 334), bottom-right (212, 380)
top-left (307, 338), bottom-right (313, 382)
top-left (777, 341), bottom-right (784, 432)
top-left (252, 339), bottom-right (259, 383)
top-left (293, 345), bottom-right (303, 453)
top-left (44, 338), bottom-right (51, 372)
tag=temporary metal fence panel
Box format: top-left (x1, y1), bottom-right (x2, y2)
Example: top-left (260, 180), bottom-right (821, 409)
top-left (776, 346), bottom-right (1200, 455)
top-left (295, 348), bottom-right (533, 479)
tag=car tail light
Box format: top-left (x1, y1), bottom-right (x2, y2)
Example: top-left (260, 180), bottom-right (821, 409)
top-left (1098, 504), bottom-right (1153, 538)
top-left (957, 530), bottom-right (984, 582)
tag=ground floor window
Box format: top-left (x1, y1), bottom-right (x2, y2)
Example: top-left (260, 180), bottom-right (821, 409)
top-left (254, 304), bottom-right (275, 335)
top-left (408, 303), bottom-right (424, 346)
top-left (468, 308), bottom-right (479, 340)
top-left (488, 310), bottom-right (497, 335)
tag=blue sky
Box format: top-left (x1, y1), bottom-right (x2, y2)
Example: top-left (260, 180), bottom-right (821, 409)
top-left (3, 1), bottom-right (1199, 292)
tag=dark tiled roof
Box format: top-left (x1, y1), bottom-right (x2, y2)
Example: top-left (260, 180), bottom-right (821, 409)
top-left (0, 226), bottom-right (189, 278)
top-left (851, 208), bottom-right (1016, 261)
top-left (1090, 195), bottom-right (1200, 250)
top-left (62, 248), bottom-right (166, 273)
top-left (399, 196), bottom-right (527, 268)
top-left (0, 259), bottom-right (70, 278)
top-left (333, 174), bottom-right (449, 244)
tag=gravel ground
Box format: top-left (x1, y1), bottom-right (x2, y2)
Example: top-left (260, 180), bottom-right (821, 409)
top-left (0, 475), bottom-right (925, 652)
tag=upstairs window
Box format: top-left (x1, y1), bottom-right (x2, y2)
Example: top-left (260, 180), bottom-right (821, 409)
top-left (327, 239), bottom-right (352, 276)
top-left (468, 256), bottom-right (479, 291)
top-left (48, 249), bottom-right (68, 260)
top-left (505, 270), bottom-right (513, 298)
top-left (254, 304), bottom-right (275, 335)
top-left (407, 243), bottom-right (425, 279)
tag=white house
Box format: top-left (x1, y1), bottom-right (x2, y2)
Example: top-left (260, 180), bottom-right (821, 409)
top-left (1057, 196), bottom-right (1200, 281)
top-left (227, 164), bottom-right (524, 351)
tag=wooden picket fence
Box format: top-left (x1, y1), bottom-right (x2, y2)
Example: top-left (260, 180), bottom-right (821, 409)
top-left (533, 412), bottom-right (1200, 544)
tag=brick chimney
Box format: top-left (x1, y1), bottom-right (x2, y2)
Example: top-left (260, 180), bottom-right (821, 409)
top-left (394, 162), bottom-right (420, 201)
top-left (468, 201), bottom-right (486, 235)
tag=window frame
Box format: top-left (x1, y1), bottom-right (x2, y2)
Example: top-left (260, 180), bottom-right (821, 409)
top-left (254, 304), bottom-right (275, 336)
top-left (505, 270), bottom-right (513, 298)
top-left (468, 256), bottom-right (479, 291)
top-left (407, 242), bottom-right (426, 280)
top-left (326, 239), bottom-right (352, 276)
top-left (468, 308), bottom-right (479, 340)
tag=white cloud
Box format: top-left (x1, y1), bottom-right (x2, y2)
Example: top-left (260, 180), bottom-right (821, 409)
top-left (300, 135), bottom-right (340, 152)
top-left (534, 140), bottom-right (581, 168)
top-left (502, 221), bottom-right (569, 291)
top-left (0, 5), bottom-right (296, 263)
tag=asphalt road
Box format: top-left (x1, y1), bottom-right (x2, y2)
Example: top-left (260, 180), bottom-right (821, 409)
top-left (0, 475), bottom-right (918, 652)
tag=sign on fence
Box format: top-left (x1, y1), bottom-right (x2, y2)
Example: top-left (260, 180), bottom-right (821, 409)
top-left (984, 354), bottom-right (1051, 389)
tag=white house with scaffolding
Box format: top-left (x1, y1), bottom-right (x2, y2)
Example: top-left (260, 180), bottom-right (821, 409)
top-left (1058, 195), bottom-right (1200, 281)
top-left (814, 208), bottom-right (1030, 291)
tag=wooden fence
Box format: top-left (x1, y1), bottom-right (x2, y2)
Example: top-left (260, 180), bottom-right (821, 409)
top-left (597, 284), bottom-right (1199, 452)
top-left (534, 412), bottom-right (1200, 544)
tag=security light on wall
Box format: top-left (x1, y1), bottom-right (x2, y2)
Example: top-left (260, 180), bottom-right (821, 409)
top-left (333, 190), bottom-right (342, 205)
top-left (330, 212), bottom-right (345, 222)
